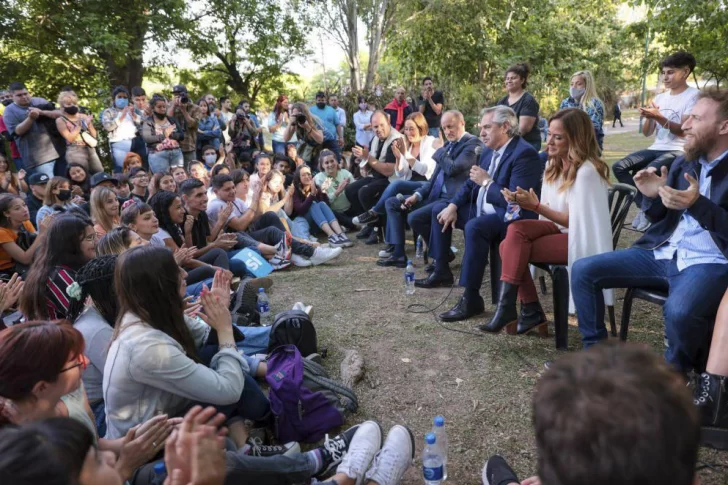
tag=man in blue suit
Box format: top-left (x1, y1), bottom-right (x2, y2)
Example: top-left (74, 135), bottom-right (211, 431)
top-left (573, 90), bottom-right (728, 375)
top-left (415, 106), bottom-right (543, 326)
top-left (377, 110), bottom-right (483, 267)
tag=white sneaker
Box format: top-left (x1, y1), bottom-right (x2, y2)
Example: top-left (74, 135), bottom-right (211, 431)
top-left (291, 301), bottom-right (314, 318)
top-left (291, 254), bottom-right (313, 267)
top-left (336, 421), bottom-right (383, 485)
top-left (309, 246), bottom-right (343, 266)
top-left (364, 425), bottom-right (415, 485)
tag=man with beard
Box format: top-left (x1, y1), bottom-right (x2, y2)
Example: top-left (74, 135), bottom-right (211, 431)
top-left (572, 90), bottom-right (728, 374)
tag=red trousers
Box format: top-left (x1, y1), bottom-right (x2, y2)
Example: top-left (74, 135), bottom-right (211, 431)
top-left (499, 220), bottom-right (568, 304)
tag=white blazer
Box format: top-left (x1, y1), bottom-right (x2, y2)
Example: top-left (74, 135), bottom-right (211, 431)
top-left (394, 135), bottom-right (438, 182)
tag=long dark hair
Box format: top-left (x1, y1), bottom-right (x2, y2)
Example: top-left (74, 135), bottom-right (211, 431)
top-left (292, 164), bottom-right (314, 197)
top-left (113, 246), bottom-right (198, 361)
top-left (0, 193), bottom-right (21, 229)
top-left (65, 163), bottom-right (90, 196)
top-left (0, 322), bottom-right (85, 426)
top-left (148, 191), bottom-right (184, 246)
top-left (0, 417), bottom-right (95, 483)
top-left (20, 215), bottom-right (93, 320)
top-left (68, 255), bottom-right (119, 325)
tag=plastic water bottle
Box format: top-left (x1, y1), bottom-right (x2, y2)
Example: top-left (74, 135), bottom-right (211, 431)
top-left (405, 260), bottom-right (415, 295)
top-left (422, 433), bottom-right (444, 485)
top-left (151, 462), bottom-right (166, 485)
top-left (415, 235), bottom-right (424, 259)
top-left (257, 288), bottom-right (272, 326)
top-left (433, 416), bottom-right (448, 480)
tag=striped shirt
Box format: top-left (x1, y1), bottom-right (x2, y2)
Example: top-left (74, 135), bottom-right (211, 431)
top-left (654, 150), bottom-right (728, 271)
top-left (46, 266), bottom-right (77, 320)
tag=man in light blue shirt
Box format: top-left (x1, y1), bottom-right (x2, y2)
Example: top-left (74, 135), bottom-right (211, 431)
top-left (309, 91), bottom-right (343, 161)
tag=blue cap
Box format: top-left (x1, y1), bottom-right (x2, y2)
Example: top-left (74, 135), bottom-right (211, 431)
top-left (258, 288), bottom-right (264, 292)
top-left (407, 260), bottom-right (412, 264)
top-left (434, 416), bottom-right (445, 427)
top-left (425, 432), bottom-right (436, 444)
top-left (153, 462), bottom-right (166, 475)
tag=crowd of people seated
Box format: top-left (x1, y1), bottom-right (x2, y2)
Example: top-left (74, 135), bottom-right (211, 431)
top-left (0, 47), bottom-right (727, 484)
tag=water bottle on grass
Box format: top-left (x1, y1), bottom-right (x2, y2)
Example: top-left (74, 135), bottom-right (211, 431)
top-left (433, 416), bottom-right (448, 480)
top-left (405, 260), bottom-right (415, 295)
top-left (257, 288), bottom-right (272, 326)
top-left (422, 433), bottom-right (444, 484)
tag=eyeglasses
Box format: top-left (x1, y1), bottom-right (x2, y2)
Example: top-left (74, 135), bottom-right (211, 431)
top-left (81, 233), bottom-right (97, 243)
top-left (60, 356), bottom-right (87, 373)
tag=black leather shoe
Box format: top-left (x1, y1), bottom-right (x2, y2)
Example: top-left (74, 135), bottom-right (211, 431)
top-left (414, 271), bottom-right (454, 288)
top-left (439, 294), bottom-right (485, 322)
top-left (479, 282), bottom-right (519, 333)
top-left (356, 225), bottom-right (373, 239)
top-left (376, 255), bottom-right (407, 268)
top-left (516, 301), bottom-right (547, 334)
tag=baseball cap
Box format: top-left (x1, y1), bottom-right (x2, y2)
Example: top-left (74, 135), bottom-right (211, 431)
top-left (90, 172), bottom-right (119, 188)
top-left (28, 173), bottom-right (49, 185)
top-left (172, 85), bottom-right (188, 95)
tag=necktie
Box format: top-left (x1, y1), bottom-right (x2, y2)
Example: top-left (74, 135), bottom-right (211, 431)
top-left (427, 170), bottom-right (446, 203)
top-left (488, 151), bottom-right (501, 175)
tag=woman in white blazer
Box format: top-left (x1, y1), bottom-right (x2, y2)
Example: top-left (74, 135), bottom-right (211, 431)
top-left (483, 108), bottom-right (613, 335)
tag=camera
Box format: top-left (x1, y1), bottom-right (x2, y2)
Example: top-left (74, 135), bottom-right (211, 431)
top-left (296, 114), bottom-right (307, 125)
top-left (180, 95), bottom-right (189, 104)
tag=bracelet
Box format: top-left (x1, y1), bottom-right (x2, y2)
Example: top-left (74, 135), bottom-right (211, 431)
top-left (219, 342), bottom-right (237, 351)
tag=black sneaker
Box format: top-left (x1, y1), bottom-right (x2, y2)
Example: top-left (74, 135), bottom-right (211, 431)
top-left (356, 225), bottom-right (374, 239)
top-left (245, 438), bottom-right (301, 457)
top-left (365, 227), bottom-right (383, 245)
top-left (353, 210), bottom-right (379, 226)
top-left (482, 455), bottom-right (519, 485)
top-left (314, 423), bottom-right (361, 479)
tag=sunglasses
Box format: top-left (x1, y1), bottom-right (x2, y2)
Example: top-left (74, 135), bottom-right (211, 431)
top-left (60, 355), bottom-right (87, 373)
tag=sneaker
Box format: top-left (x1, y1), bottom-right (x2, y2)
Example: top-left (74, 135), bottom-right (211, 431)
top-left (337, 233), bottom-right (354, 248)
top-left (482, 455), bottom-right (519, 485)
top-left (309, 246), bottom-right (343, 266)
top-left (328, 234), bottom-right (347, 248)
top-left (378, 245), bottom-right (395, 258)
top-left (244, 437), bottom-right (301, 457)
top-left (356, 225), bottom-right (374, 239)
top-left (364, 425), bottom-right (415, 485)
top-left (275, 233), bottom-right (292, 261)
top-left (269, 255), bottom-right (292, 270)
top-left (230, 278), bottom-right (263, 315)
top-left (308, 235), bottom-right (319, 243)
top-left (353, 210), bottom-right (379, 226)
top-left (292, 301), bottom-right (314, 318)
top-left (365, 229), bottom-right (383, 245)
top-left (315, 423), bottom-right (366, 479)
top-left (631, 210), bottom-right (651, 231)
top-left (331, 421), bottom-right (383, 483)
top-left (291, 254), bottom-right (313, 267)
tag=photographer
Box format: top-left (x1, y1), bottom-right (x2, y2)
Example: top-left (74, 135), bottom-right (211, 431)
top-left (239, 100), bottom-right (263, 149)
top-left (167, 84), bottom-right (202, 168)
top-left (283, 102), bottom-right (324, 167)
top-left (229, 105), bottom-right (259, 160)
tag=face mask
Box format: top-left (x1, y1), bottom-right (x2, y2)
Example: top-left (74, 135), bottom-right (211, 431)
top-left (64, 106), bottom-right (79, 115)
top-left (153, 111), bottom-right (166, 120)
top-left (57, 189), bottom-right (72, 201)
top-left (1, 99), bottom-right (12, 107)
top-left (569, 87), bottom-right (586, 100)
top-left (204, 154), bottom-right (217, 166)
top-left (359, 103), bottom-right (367, 111)
top-left (115, 98), bottom-right (129, 109)
top-left (316, 102), bottom-right (326, 110)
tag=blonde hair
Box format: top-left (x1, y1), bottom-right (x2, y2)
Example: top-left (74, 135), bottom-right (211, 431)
top-left (544, 108), bottom-right (610, 192)
top-left (90, 186), bottom-right (119, 233)
top-left (57, 90), bottom-right (78, 107)
top-left (571, 70), bottom-right (602, 111)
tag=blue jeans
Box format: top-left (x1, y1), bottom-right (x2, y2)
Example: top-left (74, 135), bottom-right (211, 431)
top-left (148, 148), bottom-right (183, 174)
top-left (226, 249), bottom-right (253, 278)
top-left (304, 202), bottom-right (337, 234)
top-left (428, 127), bottom-right (440, 138)
top-left (110, 139), bottom-right (133, 173)
top-left (90, 400), bottom-right (106, 438)
top-left (322, 139), bottom-right (342, 162)
top-left (372, 180), bottom-right (425, 215)
top-left (571, 248), bottom-right (728, 372)
top-left (28, 160), bottom-right (56, 178)
top-left (185, 277), bottom-right (214, 297)
top-left (272, 140), bottom-right (288, 155)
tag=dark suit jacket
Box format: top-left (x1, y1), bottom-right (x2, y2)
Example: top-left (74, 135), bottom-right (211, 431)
top-left (451, 136), bottom-right (542, 222)
top-left (635, 153), bottom-right (728, 257)
top-left (414, 132), bottom-right (484, 202)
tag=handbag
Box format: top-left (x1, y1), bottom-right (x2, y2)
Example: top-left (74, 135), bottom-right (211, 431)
top-left (79, 119), bottom-right (98, 148)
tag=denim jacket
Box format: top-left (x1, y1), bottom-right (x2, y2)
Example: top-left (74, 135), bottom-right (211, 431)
top-left (198, 115), bottom-right (222, 150)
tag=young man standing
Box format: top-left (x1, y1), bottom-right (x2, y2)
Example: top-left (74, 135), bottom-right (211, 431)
top-left (309, 91), bottom-right (344, 161)
top-left (329, 95), bottom-right (347, 129)
top-left (418, 77), bottom-right (444, 138)
top-left (612, 51), bottom-right (699, 231)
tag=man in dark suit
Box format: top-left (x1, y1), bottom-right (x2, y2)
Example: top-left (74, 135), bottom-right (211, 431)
top-left (573, 90), bottom-right (728, 374)
top-left (377, 110), bottom-right (483, 267)
top-left (415, 106), bottom-right (543, 325)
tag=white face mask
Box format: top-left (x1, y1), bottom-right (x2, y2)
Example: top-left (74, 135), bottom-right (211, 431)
top-left (569, 87), bottom-right (586, 100)
top-left (204, 154), bottom-right (217, 166)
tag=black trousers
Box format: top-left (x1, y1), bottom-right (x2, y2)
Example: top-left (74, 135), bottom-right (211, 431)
top-left (344, 176), bottom-right (390, 216)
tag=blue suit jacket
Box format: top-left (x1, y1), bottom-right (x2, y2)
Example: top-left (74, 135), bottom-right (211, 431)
top-left (415, 132), bottom-right (485, 202)
top-left (451, 136), bottom-right (542, 222)
top-left (635, 153), bottom-right (728, 257)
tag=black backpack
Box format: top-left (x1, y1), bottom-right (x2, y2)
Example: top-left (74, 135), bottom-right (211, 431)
top-left (267, 310), bottom-right (317, 357)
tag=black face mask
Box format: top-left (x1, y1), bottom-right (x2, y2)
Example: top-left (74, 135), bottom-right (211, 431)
top-left (1, 99), bottom-right (12, 107)
top-left (316, 102), bottom-right (326, 110)
top-left (57, 189), bottom-right (72, 201)
top-left (64, 106), bottom-right (79, 115)
top-left (153, 111), bottom-right (166, 120)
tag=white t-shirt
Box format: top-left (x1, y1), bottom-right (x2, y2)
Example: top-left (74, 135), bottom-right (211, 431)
top-left (206, 198), bottom-right (249, 228)
top-left (150, 228), bottom-right (171, 247)
top-left (649, 87), bottom-right (699, 152)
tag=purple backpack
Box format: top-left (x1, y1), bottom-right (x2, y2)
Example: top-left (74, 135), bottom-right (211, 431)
top-left (266, 344), bottom-right (358, 443)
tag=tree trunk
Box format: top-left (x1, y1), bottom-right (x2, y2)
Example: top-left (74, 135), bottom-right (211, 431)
top-left (345, 0), bottom-right (361, 92)
top-left (364, 0), bottom-right (389, 91)
top-left (102, 21), bottom-right (147, 87)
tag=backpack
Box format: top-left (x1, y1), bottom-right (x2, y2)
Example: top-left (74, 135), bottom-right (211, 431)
top-left (267, 310), bottom-right (317, 357)
top-left (266, 344), bottom-right (358, 443)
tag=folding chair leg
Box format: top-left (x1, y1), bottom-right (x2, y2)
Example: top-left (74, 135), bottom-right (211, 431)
top-left (607, 305), bottom-right (617, 337)
top-left (620, 288), bottom-right (634, 342)
top-left (539, 276), bottom-right (548, 295)
top-left (551, 266), bottom-right (570, 350)
top-left (489, 244), bottom-right (501, 305)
